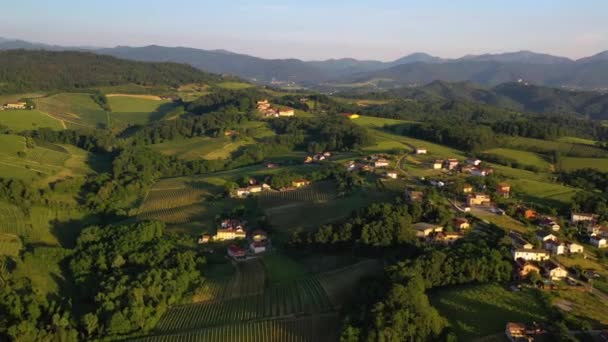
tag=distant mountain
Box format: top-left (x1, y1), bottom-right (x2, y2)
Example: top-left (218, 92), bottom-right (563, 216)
top-left (577, 50), bottom-right (608, 64)
top-left (0, 50), bottom-right (222, 94)
top-left (388, 81), bottom-right (608, 119)
top-left (457, 51), bottom-right (573, 64)
top-left (391, 52), bottom-right (444, 65)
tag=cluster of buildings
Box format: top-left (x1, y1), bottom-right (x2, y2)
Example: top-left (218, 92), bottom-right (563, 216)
top-left (256, 99), bottom-right (295, 117)
top-left (227, 229), bottom-right (270, 259)
top-left (431, 158), bottom-right (494, 177)
top-left (1, 102), bottom-right (29, 110)
top-left (412, 218), bottom-right (470, 245)
top-left (572, 212), bottom-right (608, 248)
top-left (304, 151), bottom-right (331, 164)
top-left (199, 219), bottom-right (248, 243)
top-left (198, 219), bottom-right (271, 259)
top-left (345, 155), bottom-right (391, 172)
top-left (505, 322), bottom-right (545, 342)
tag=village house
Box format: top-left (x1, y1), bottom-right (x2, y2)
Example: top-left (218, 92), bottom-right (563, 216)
top-left (591, 236), bottom-right (607, 248)
top-left (462, 184), bottom-right (473, 194)
top-left (571, 212), bottom-right (598, 224)
top-left (385, 171), bottom-right (398, 179)
top-left (256, 99), bottom-right (271, 110)
top-left (444, 159), bottom-right (459, 170)
top-left (566, 241), bottom-right (584, 254)
top-left (2, 102), bottom-right (28, 110)
top-left (513, 248), bottom-right (550, 261)
top-left (536, 230), bottom-right (557, 243)
top-left (373, 158), bottom-right (390, 168)
top-left (432, 160), bottom-right (443, 170)
top-left (539, 217), bottom-right (560, 231)
top-left (544, 240), bottom-right (566, 255)
top-left (234, 184), bottom-right (270, 197)
top-left (520, 208), bottom-right (537, 220)
top-left (505, 322), bottom-right (530, 342)
top-left (415, 147), bottom-right (427, 154)
top-left (227, 244), bottom-right (247, 259)
top-left (496, 183), bottom-right (511, 198)
top-left (516, 259), bottom-right (540, 279)
top-left (292, 179), bottom-right (311, 188)
top-left (249, 230), bottom-right (269, 254)
top-left (214, 219), bottom-right (247, 241)
top-left (453, 217), bottom-right (470, 230)
top-left (543, 261), bottom-right (568, 280)
top-left (432, 231), bottom-right (464, 245)
top-left (278, 108), bottom-right (295, 117)
top-left (413, 222), bottom-right (444, 238)
top-left (467, 193), bottom-right (491, 207)
top-left (510, 232), bottom-right (534, 250)
top-left (198, 234), bottom-right (211, 244)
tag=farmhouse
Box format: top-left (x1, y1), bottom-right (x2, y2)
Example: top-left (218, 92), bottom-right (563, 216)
top-left (256, 99), bottom-right (271, 110)
top-left (470, 167), bottom-right (493, 177)
top-left (234, 184), bottom-right (270, 197)
top-left (515, 259), bottom-right (540, 279)
top-left (513, 248), bottom-right (550, 261)
top-left (415, 147), bottom-right (427, 154)
top-left (224, 130), bottom-right (238, 137)
top-left (453, 217), bottom-right (470, 230)
top-left (249, 241), bottom-right (267, 254)
top-left (571, 212), bottom-right (598, 224)
top-left (520, 208), bottom-right (537, 220)
top-left (292, 179), bottom-right (311, 188)
top-left (227, 245), bottom-right (246, 259)
top-left (432, 160), bottom-right (443, 170)
top-left (543, 261), bottom-right (568, 280)
top-left (198, 234), bottom-right (211, 244)
top-left (413, 222), bottom-right (443, 238)
top-left (467, 193), bottom-right (491, 207)
top-left (496, 183), bottom-right (511, 198)
top-left (566, 242), bottom-right (584, 254)
top-left (251, 229), bottom-right (268, 242)
top-left (216, 227), bottom-right (247, 241)
top-left (2, 102), bottom-right (27, 110)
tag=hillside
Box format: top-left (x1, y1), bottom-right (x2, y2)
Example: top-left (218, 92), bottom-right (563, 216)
top-left (0, 50), bottom-right (223, 94)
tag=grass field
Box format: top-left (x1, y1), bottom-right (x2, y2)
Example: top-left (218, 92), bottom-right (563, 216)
top-left (0, 109), bottom-right (65, 131)
top-left (137, 314), bottom-right (340, 342)
top-left (506, 136), bottom-right (608, 158)
top-left (151, 136), bottom-right (252, 161)
top-left (560, 157), bottom-right (608, 172)
top-left (431, 284), bottom-right (550, 340)
top-left (216, 81), bottom-right (255, 90)
top-left (107, 96), bottom-right (181, 126)
top-left (34, 93), bottom-right (107, 128)
top-left (483, 147), bottom-right (551, 171)
top-left (12, 246), bottom-right (72, 299)
top-left (558, 136), bottom-right (598, 146)
top-left (548, 289), bottom-right (608, 328)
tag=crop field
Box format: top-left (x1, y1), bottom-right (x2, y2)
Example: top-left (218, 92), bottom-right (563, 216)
top-left (431, 284), bottom-right (550, 340)
top-left (138, 314), bottom-right (340, 342)
top-left (560, 157), bottom-right (608, 172)
top-left (155, 277), bottom-right (333, 333)
top-left (34, 93), bottom-right (108, 128)
top-left (0, 234), bottom-right (22, 256)
top-left (317, 259), bottom-right (384, 307)
top-left (483, 147), bottom-right (551, 170)
top-left (107, 96), bottom-right (181, 126)
top-left (0, 109), bottom-right (65, 131)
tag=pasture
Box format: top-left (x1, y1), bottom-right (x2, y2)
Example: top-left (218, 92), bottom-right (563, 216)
top-left (216, 81), bottom-right (255, 90)
top-left (0, 109), bottom-right (65, 131)
top-left (137, 314), bottom-right (340, 342)
top-left (505, 136), bottom-right (608, 158)
top-left (151, 136), bottom-right (252, 161)
top-left (431, 284), bottom-right (550, 340)
top-left (560, 157), bottom-right (608, 172)
top-left (483, 147), bottom-right (550, 171)
top-left (107, 96), bottom-right (181, 126)
top-left (34, 93), bottom-right (108, 128)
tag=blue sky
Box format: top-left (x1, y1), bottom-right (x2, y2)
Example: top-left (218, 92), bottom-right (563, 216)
top-left (2, 0), bottom-right (607, 60)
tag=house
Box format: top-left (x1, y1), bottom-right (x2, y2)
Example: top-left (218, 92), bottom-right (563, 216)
top-left (544, 240), bottom-right (565, 255)
top-left (571, 212), bottom-right (598, 224)
top-left (385, 171), bottom-right (398, 179)
top-left (251, 229), bottom-right (268, 242)
top-left (539, 217), bottom-right (560, 231)
top-left (471, 168), bottom-right (493, 177)
top-left (234, 184), bottom-right (270, 197)
top-left (453, 218), bottom-right (470, 230)
top-left (432, 231), bottom-right (464, 245)
top-left (292, 179), bottom-right (311, 188)
top-left (510, 232), bottom-right (534, 250)
top-left (406, 189), bottom-right (424, 202)
top-left (521, 208), bottom-right (537, 220)
top-left (591, 236), bottom-right (608, 248)
top-left (256, 99), bottom-right (271, 110)
top-left (513, 248), bottom-right (550, 261)
top-left (278, 108), bottom-right (295, 117)
top-left (543, 261), bottom-right (568, 280)
top-left (249, 241), bottom-right (267, 254)
top-left (516, 260), bottom-right (540, 279)
top-left (224, 130), bottom-right (238, 137)
top-left (227, 245), bottom-right (246, 259)
top-left (505, 322), bottom-right (529, 342)
top-left (415, 148), bottom-right (427, 155)
top-left (2, 102), bottom-right (27, 110)
top-left (536, 230), bottom-right (557, 242)
top-left (341, 113), bottom-right (359, 119)
top-left (198, 234), bottom-right (212, 244)
top-left (566, 242), bottom-right (584, 254)
top-left (462, 184), bottom-right (473, 194)
top-left (413, 222), bottom-right (443, 238)
top-left (444, 159), bottom-right (459, 170)
top-left (432, 160), bottom-right (443, 170)
top-left (266, 163), bottom-right (279, 169)
top-left (467, 193), bottom-right (491, 207)
top-left (373, 158), bottom-right (390, 168)
top-left (496, 183), bottom-right (511, 198)
top-left (466, 158), bottom-right (482, 166)
top-left (216, 227), bottom-right (247, 241)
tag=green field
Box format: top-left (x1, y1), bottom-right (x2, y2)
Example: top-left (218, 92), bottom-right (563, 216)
top-left (12, 246), bottom-right (72, 299)
top-left (0, 109), bottom-right (65, 131)
top-left (506, 136), bottom-right (608, 158)
top-left (262, 253), bottom-right (309, 284)
top-left (317, 259), bottom-right (383, 307)
top-left (557, 136), bottom-right (598, 146)
top-left (34, 93), bottom-right (107, 128)
top-left (483, 147), bottom-right (551, 170)
top-left (216, 81), bottom-right (255, 90)
top-left (107, 95), bottom-right (181, 126)
top-left (0, 234), bottom-right (22, 256)
top-left (560, 157), bottom-right (608, 172)
top-left (431, 284), bottom-right (550, 340)
top-left (137, 314), bottom-right (340, 342)
top-left (151, 136), bottom-right (251, 160)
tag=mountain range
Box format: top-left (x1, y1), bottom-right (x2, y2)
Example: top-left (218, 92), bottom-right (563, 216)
top-left (1, 37), bottom-right (608, 90)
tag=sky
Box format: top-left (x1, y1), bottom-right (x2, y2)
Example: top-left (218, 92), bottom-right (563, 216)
top-left (2, 0), bottom-right (608, 61)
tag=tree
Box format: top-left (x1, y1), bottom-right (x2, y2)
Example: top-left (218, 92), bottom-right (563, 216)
top-left (82, 313), bottom-right (98, 337)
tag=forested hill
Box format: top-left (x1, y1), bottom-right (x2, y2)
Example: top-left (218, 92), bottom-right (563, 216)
top-left (378, 81), bottom-right (608, 120)
top-left (0, 50), bottom-right (223, 94)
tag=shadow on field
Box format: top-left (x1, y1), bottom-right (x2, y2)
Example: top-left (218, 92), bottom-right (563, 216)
top-left (50, 214), bottom-right (101, 248)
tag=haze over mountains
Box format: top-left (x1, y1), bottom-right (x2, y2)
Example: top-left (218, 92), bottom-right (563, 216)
top-left (1, 37), bottom-right (608, 90)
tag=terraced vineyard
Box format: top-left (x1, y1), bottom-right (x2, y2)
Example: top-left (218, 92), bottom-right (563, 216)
top-left (138, 314), bottom-right (340, 342)
top-left (155, 277), bottom-right (332, 333)
top-left (0, 203), bottom-right (30, 236)
top-left (139, 188), bottom-right (210, 214)
top-left (258, 182), bottom-right (337, 207)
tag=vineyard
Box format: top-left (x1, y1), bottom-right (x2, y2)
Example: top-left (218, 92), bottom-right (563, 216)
top-left (137, 314), bottom-right (340, 342)
top-left (34, 93), bottom-right (108, 128)
top-left (0, 203), bottom-right (30, 236)
top-left (138, 188), bottom-right (210, 214)
top-left (194, 259), bottom-right (267, 303)
top-left (258, 182), bottom-right (337, 208)
top-left (318, 259), bottom-right (384, 307)
top-left (0, 234), bottom-right (22, 256)
top-left (155, 277), bottom-right (333, 333)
